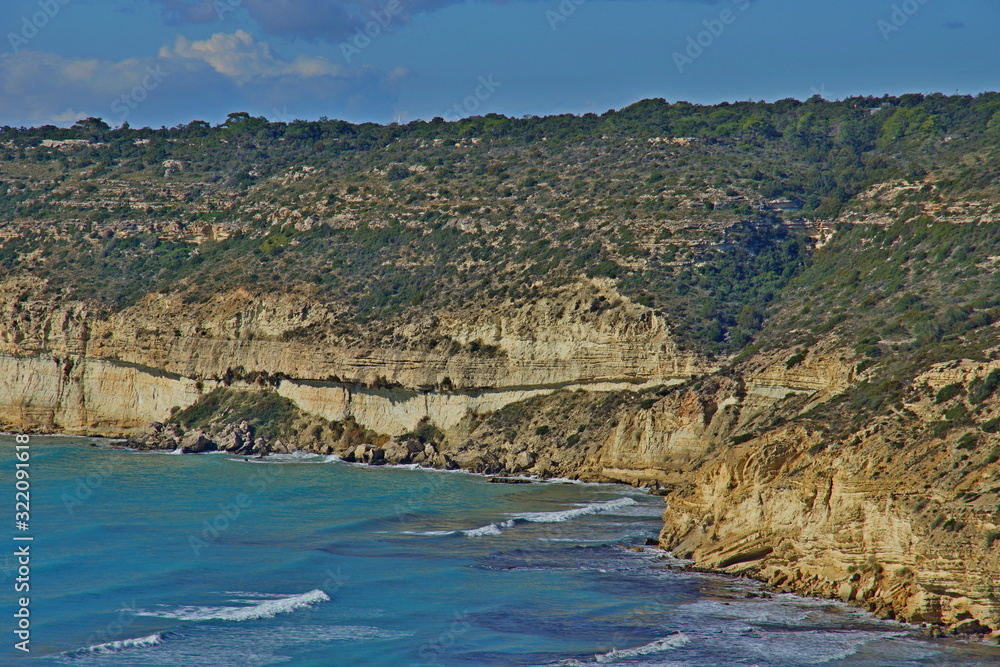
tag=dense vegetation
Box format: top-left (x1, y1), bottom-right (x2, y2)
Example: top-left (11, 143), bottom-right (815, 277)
top-left (2, 93), bottom-right (1000, 356)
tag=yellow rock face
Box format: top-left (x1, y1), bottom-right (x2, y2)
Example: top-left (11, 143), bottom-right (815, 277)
top-left (4, 273), bottom-right (1000, 634)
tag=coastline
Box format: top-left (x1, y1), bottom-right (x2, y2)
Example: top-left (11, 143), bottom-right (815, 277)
top-left (12, 430), bottom-right (1000, 646)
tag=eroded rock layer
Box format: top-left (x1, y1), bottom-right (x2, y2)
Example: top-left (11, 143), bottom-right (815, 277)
top-left (3, 274), bottom-right (1000, 637)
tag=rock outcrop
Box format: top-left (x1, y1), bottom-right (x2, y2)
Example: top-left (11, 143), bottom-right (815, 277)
top-left (3, 272), bottom-right (1000, 637)
top-left (649, 348), bottom-right (1000, 637)
top-left (0, 278), bottom-right (705, 435)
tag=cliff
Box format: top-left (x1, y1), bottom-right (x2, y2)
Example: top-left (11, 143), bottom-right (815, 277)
top-left (0, 276), bottom-right (706, 435)
top-left (4, 270), bottom-right (1000, 637)
top-left (5, 98), bottom-right (1000, 638)
top-left (651, 349), bottom-right (1000, 637)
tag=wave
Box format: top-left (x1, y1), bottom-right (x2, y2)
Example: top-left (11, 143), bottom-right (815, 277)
top-left (462, 520), bottom-right (517, 537)
top-left (223, 591), bottom-right (305, 603)
top-left (232, 453), bottom-right (342, 464)
top-left (137, 589), bottom-right (330, 622)
top-left (513, 497), bottom-right (638, 524)
top-left (63, 632), bottom-right (172, 657)
top-left (594, 633), bottom-right (690, 663)
top-left (405, 498), bottom-right (640, 538)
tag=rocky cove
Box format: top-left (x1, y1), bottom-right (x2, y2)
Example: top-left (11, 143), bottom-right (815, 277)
top-left (4, 273), bottom-right (1000, 642)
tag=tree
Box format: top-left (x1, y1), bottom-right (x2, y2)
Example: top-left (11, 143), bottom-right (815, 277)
top-left (72, 117), bottom-right (110, 132)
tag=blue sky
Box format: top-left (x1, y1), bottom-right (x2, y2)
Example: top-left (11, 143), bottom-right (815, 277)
top-left (0, 0), bottom-right (997, 128)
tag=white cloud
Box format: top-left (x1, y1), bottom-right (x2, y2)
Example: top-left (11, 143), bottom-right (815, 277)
top-left (151, 0), bottom-right (737, 43)
top-left (0, 32), bottom-right (410, 127)
top-left (159, 29), bottom-right (344, 83)
top-left (47, 108), bottom-right (89, 125)
top-left (0, 51), bottom-right (155, 125)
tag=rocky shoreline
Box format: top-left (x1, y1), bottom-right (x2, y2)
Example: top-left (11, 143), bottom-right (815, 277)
top-left (124, 419), bottom-right (462, 469)
top-left (3, 274), bottom-right (1000, 638)
top-left (80, 421), bottom-right (1000, 643)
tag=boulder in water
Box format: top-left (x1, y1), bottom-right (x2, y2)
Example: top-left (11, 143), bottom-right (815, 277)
top-left (180, 431), bottom-right (217, 454)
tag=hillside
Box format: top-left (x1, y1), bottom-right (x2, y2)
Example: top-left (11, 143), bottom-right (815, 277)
top-left (3, 94), bottom-right (1000, 636)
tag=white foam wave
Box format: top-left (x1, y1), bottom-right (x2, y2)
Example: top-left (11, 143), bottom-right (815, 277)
top-left (594, 633), bottom-right (689, 663)
top-left (137, 589), bottom-right (329, 622)
top-left (514, 497), bottom-right (638, 523)
top-left (229, 452), bottom-right (342, 465)
top-left (462, 520), bottom-right (516, 537)
top-left (167, 446), bottom-right (184, 455)
top-left (65, 632), bottom-right (167, 657)
top-left (260, 452), bottom-right (327, 462)
top-left (222, 591), bottom-right (295, 599)
top-left (403, 497), bottom-right (641, 539)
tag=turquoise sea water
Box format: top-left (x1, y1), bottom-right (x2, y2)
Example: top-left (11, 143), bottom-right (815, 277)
top-left (4, 435), bottom-right (1000, 666)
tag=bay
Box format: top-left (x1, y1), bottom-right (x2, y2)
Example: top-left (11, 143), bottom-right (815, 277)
top-left (4, 436), bottom-right (1000, 667)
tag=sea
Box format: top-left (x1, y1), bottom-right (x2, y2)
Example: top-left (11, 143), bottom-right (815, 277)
top-left (5, 435), bottom-right (1000, 667)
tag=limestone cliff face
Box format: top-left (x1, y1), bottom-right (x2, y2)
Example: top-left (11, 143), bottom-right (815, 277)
top-left (581, 349), bottom-right (855, 484)
top-left (81, 279), bottom-right (701, 390)
top-left (5, 270), bottom-right (1000, 635)
top-left (451, 343), bottom-right (1000, 634)
top-left (0, 277), bottom-right (705, 434)
top-left (659, 427), bottom-right (1000, 634)
top-left (640, 347), bottom-right (1000, 635)
top-left (0, 353), bottom-right (201, 434)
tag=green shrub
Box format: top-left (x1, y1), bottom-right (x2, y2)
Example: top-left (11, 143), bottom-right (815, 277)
top-left (942, 518), bottom-right (965, 532)
top-left (534, 425), bottom-right (550, 436)
top-left (170, 387), bottom-right (299, 441)
top-left (731, 433), bottom-right (755, 445)
top-left (969, 369), bottom-right (1000, 404)
top-left (935, 383), bottom-right (964, 404)
top-left (412, 418), bottom-right (444, 444)
top-left (385, 164), bottom-right (410, 181)
top-left (945, 405), bottom-right (968, 421)
top-left (786, 352), bottom-right (807, 369)
top-left (931, 421), bottom-right (953, 438)
top-left (956, 433), bottom-right (978, 451)
top-left (982, 417), bottom-right (1000, 434)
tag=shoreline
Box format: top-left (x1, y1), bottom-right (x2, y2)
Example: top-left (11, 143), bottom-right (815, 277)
top-left (7, 431), bottom-right (1000, 645)
top-left (15, 436), bottom-right (1000, 666)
